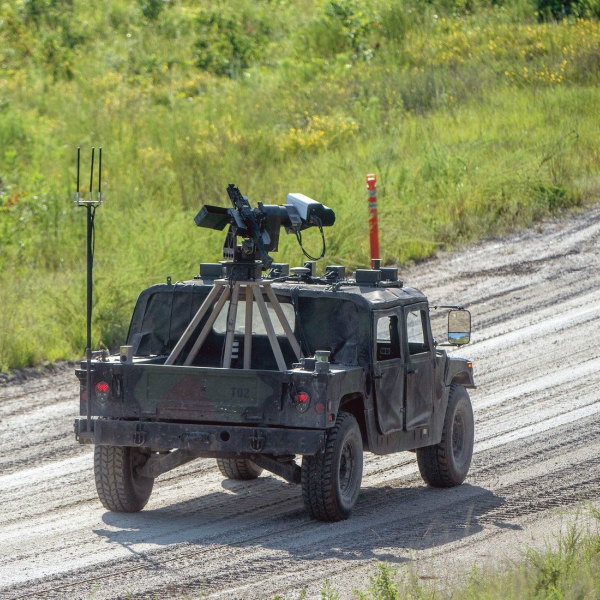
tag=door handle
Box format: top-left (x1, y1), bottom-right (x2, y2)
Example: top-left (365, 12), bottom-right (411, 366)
top-left (407, 368), bottom-right (419, 375)
top-left (374, 373), bottom-right (383, 379)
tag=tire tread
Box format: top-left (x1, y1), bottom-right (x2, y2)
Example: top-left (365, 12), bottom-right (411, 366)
top-left (301, 411), bottom-right (361, 522)
top-left (94, 445), bottom-right (153, 512)
top-left (216, 458), bottom-right (263, 480)
top-left (417, 384), bottom-right (473, 488)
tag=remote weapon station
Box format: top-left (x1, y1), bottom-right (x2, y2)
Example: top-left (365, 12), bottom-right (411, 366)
top-left (75, 173), bottom-right (475, 522)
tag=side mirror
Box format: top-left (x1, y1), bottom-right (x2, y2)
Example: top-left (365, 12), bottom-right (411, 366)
top-left (448, 310), bottom-right (471, 345)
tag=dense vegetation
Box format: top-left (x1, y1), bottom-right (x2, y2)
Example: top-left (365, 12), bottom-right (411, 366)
top-left (0, 0), bottom-right (599, 369)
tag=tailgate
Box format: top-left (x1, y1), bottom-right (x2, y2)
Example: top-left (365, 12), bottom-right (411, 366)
top-left (125, 364), bottom-right (283, 423)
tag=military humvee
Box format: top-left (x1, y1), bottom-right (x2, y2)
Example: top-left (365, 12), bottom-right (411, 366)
top-left (74, 185), bottom-right (475, 522)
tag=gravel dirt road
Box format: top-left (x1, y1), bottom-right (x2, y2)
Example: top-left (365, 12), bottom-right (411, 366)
top-left (2, 207), bottom-right (600, 600)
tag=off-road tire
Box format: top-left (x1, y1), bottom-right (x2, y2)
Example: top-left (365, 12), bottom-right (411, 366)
top-left (417, 384), bottom-right (474, 487)
top-left (94, 445), bottom-right (154, 512)
top-left (216, 458), bottom-right (263, 480)
top-left (301, 411), bottom-right (363, 522)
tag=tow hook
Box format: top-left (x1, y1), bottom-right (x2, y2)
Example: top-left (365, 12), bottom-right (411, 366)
top-left (133, 425), bottom-right (147, 446)
top-left (250, 430), bottom-right (265, 452)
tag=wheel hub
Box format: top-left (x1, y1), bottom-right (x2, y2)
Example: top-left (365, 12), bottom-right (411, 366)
top-left (339, 442), bottom-right (355, 493)
top-left (452, 411), bottom-right (465, 462)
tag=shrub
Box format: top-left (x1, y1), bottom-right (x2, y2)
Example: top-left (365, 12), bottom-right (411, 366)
top-left (536, 0), bottom-right (600, 18)
top-left (138, 0), bottom-right (165, 21)
top-left (194, 8), bottom-right (271, 77)
top-left (298, 0), bottom-right (380, 60)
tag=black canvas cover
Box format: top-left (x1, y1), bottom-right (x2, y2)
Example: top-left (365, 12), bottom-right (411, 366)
top-left (127, 284), bottom-right (210, 357)
top-left (126, 282), bottom-right (372, 369)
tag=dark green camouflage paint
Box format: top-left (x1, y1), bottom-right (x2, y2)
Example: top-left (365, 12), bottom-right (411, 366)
top-left (76, 278), bottom-right (474, 456)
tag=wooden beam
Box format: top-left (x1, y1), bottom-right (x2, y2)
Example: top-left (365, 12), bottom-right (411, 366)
top-left (243, 285), bottom-right (254, 370)
top-left (164, 282), bottom-right (224, 365)
top-left (183, 285), bottom-right (231, 366)
top-left (222, 282), bottom-right (241, 368)
top-left (264, 284), bottom-right (302, 360)
top-left (253, 285), bottom-right (287, 371)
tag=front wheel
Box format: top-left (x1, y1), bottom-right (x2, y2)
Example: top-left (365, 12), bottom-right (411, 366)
top-left (94, 445), bottom-right (154, 512)
top-left (417, 384), bottom-right (474, 487)
top-left (301, 411), bottom-right (363, 522)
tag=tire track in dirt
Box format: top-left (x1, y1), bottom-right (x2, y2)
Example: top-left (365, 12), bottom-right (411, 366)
top-left (2, 207), bottom-right (600, 599)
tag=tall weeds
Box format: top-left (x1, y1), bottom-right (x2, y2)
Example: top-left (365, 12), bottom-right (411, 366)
top-left (354, 510), bottom-right (600, 599)
top-left (0, 0), bottom-right (599, 369)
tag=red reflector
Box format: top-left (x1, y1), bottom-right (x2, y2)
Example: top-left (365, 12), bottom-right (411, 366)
top-left (297, 392), bottom-right (310, 403)
top-left (96, 382), bottom-right (110, 394)
top-left (315, 402), bottom-right (325, 414)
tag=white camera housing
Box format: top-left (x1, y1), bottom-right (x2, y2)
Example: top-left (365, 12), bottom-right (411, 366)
top-left (286, 193), bottom-right (335, 226)
top-left (286, 193), bottom-right (321, 220)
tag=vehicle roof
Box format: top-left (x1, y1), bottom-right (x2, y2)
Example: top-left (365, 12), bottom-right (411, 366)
top-left (185, 278), bottom-right (428, 310)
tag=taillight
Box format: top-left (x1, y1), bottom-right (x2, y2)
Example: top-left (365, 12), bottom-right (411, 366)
top-left (95, 381), bottom-right (110, 403)
top-left (293, 390), bottom-right (311, 413)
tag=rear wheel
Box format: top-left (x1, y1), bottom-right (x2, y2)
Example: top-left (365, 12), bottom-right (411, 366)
top-left (216, 458), bottom-right (263, 480)
top-left (94, 445), bottom-right (154, 512)
top-left (417, 384), bottom-right (474, 487)
top-left (301, 411), bottom-right (363, 522)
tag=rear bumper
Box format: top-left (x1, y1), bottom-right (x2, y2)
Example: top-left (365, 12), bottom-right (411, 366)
top-left (74, 418), bottom-right (326, 456)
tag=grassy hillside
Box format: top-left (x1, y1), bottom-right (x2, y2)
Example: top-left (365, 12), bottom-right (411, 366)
top-left (0, 0), bottom-right (599, 369)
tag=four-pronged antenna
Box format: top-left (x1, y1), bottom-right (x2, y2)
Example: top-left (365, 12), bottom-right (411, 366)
top-left (75, 146), bottom-right (102, 206)
top-left (74, 145), bottom-right (103, 434)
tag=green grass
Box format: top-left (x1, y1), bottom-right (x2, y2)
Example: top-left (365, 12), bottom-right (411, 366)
top-left (271, 509), bottom-right (600, 600)
top-left (1, 0), bottom-right (600, 369)
top-left (355, 512), bottom-right (600, 600)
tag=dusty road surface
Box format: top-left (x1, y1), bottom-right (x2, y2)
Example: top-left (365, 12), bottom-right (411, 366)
top-left (2, 207), bottom-right (600, 600)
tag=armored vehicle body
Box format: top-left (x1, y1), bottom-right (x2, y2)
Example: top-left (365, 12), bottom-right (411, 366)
top-left (75, 186), bottom-right (475, 521)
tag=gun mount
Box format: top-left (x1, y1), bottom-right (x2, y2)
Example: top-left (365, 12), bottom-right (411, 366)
top-left (195, 184), bottom-right (335, 278)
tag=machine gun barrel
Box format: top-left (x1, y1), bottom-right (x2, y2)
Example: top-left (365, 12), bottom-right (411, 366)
top-left (195, 184), bottom-right (335, 271)
top-left (226, 183), bottom-right (273, 268)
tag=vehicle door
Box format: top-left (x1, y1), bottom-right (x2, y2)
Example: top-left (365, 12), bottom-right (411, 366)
top-left (404, 303), bottom-right (435, 430)
top-left (373, 310), bottom-right (404, 434)
top-left (403, 303), bottom-right (435, 430)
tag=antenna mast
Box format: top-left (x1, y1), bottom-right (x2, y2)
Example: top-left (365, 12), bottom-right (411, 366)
top-left (75, 146), bottom-right (103, 435)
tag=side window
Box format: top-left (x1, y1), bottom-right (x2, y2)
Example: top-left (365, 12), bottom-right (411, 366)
top-left (376, 315), bottom-right (400, 360)
top-left (406, 310), bottom-right (430, 355)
